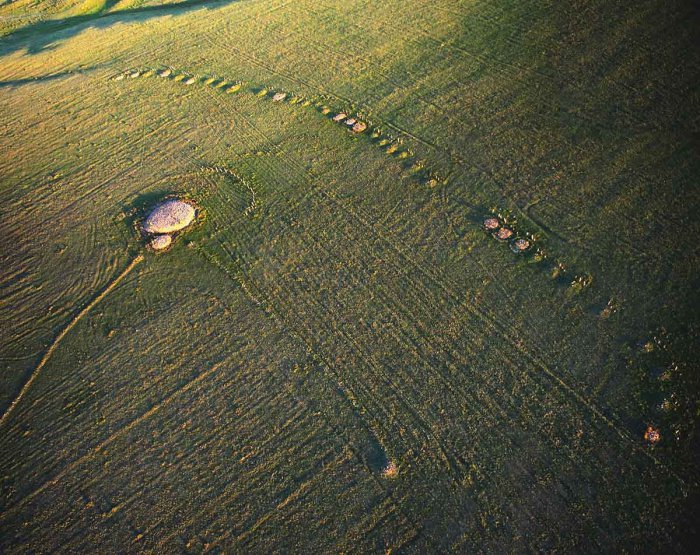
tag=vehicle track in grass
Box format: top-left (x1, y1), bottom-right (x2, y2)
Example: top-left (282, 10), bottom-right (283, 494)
top-left (201, 233), bottom-right (636, 546)
top-left (193, 141), bottom-right (668, 544)
top-left (0, 253), bottom-right (144, 428)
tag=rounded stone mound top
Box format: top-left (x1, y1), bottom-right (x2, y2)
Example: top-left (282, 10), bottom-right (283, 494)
top-left (149, 234), bottom-right (172, 251)
top-left (143, 200), bottom-right (196, 234)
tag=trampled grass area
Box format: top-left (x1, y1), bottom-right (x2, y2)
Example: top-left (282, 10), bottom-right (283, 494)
top-left (0, 0), bottom-right (698, 551)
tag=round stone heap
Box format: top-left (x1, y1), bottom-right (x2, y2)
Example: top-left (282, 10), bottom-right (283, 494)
top-left (143, 200), bottom-right (196, 234)
top-left (149, 235), bottom-right (173, 251)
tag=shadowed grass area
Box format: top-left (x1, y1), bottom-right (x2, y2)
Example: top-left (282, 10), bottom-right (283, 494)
top-left (0, 0), bottom-right (241, 49)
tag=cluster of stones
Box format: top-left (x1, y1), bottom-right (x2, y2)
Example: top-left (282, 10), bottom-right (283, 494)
top-left (142, 199), bottom-right (197, 252)
top-left (112, 69), bottom-right (142, 81)
top-left (331, 112), bottom-right (367, 134)
top-left (483, 216), bottom-right (531, 253)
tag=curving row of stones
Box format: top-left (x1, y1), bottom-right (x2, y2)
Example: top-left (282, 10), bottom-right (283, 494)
top-left (114, 66), bottom-right (574, 271)
top-left (112, 66), bottom-right (412, 156)
top-left (483, 216), bottom-right (531, 253)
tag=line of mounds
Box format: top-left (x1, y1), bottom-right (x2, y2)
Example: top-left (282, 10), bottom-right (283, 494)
top-left (483, 215), bottom-right (532, 253)
top-left (115, 67), bottom-right (675, 454)
top-left (114, 66), bottom-right (590, 284)
top-left (112, 67), bottom-right (408, 153)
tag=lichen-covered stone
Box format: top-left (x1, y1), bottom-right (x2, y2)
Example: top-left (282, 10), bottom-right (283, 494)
top-left (512, 238), bottom-right (530, 252)
top-left (149, 234), bottom-right (172, 251)
top-left (484, 217), bottom-right (500, 230)
top-left (495, 227), bottom-right (513, 241)
top-left (142, 200), bottom-right (196, 234)
top-left (352, 121), bottom-right (367, 133)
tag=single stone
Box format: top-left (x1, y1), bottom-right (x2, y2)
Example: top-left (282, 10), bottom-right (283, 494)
top-left (332, 113), bottom-right (347, 122)
top-left (158, 68), bottom-right (172, 78)
top-left (345, 118), bottom-right (357, 126)
top-left (483, 217), bottom-right (500, 230)
top-left (644, 425), bottom-right (661, 444)
top-left (382, 461), bottom-right (398, 478)
top-left (495, 227), bottom-right (513, 241)
top-left (129, 70), bottom-right (141, 79)
top-left (511, 238), bottom-right (530, 252)
top-left (184, 76), bottom-right (196, 85)
top-left (272, 92), bottom-right (287, 102)
top-left (352, 121), bottom-right (367, 133)
top-left (142, 200), bottom-right (196, 234)
top-left (149, 234), bottom-right (172, 251)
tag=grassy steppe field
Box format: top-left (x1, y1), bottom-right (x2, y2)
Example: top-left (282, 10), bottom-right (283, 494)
top-left (1, 0), bottom-right (698, 551)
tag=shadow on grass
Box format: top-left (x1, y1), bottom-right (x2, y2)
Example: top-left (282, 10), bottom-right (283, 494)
top-left (0, 66), bottom-right (107, 88)
top-left (0, 0), bottom-right (242, 56)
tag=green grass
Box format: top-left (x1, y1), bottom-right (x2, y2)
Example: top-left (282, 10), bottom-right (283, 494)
top-left (0, 0), bottom-right (698, 551)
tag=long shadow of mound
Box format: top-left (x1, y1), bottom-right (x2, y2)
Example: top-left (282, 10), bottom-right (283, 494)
top-left (1, 0), bottom-right (242, 57)
top-left (0, 66), bottom-right (108, 88)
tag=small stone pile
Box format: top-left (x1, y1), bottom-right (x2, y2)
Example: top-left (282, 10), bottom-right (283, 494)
top-left (644, 425), bottom-right (661, 444)
top-left (331, 112), bottom-right (367, 133)
top-left (142, 199), bottom-right (196, 251)
top-left (484, 216), bottom-right (531, 253)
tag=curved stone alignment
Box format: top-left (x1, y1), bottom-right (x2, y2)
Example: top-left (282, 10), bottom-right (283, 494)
top-left (108, 68), bottom-right (681, 475)
top-left (112, 66), bottom-right (586, 276)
